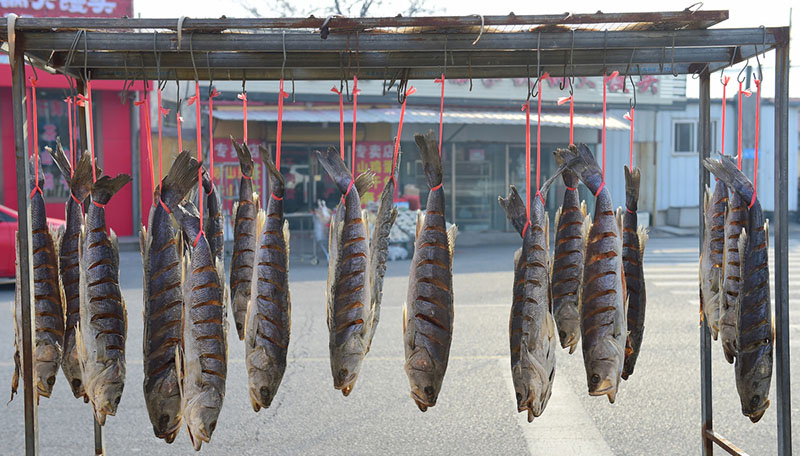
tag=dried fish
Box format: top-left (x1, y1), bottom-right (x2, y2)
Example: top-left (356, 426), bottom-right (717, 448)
top-left (245, 146), bottom-right (291, 411)
top-left (11, 157), bottom-right (65, 403)
top-left (316, 147), bottom-right (374, 396)
top-left (77, 173), bottom-right (132, 425)
top-left (704, 157), bottom-right (772, 423)
top-left (403, 131), bottom-right (457, 411)
top-left (557, 144), bottom-right (626, 403)
top-left (700, 180), bottom-right (728, 341)
top-left (721, 181), bottom-right (747, 364)
top-left (141, 151), bottom-right (199, 443)
top-left (621, 166), bottom-right (648, 380)
top-left (48, 143), bottom-right (94, 400)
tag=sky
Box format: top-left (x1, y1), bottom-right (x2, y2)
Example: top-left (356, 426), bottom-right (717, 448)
top-left (132, 0), bottom-right (798, 98)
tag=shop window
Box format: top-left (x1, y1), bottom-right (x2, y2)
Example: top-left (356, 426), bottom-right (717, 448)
top-left (673, 121), bottom-right (695, 154)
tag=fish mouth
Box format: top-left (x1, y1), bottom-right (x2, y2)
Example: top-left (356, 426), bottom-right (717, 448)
top-left (745, 399), bottom-right (770, 423)
top-left (410, 389), bottom-right (436, 412)
top-left (560, 335), bottom-right (579, 354)
top-left (588, 379), bottom-right (617, 403)
top-left (334, 373), bottom-right (359, 397)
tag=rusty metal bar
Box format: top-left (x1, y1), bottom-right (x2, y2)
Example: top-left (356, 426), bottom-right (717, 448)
top-left (773, 41), bottom-right (792, 456)
top-left (11, 36), bottom-right (39, 456)
top-left (705, 430), bottom-right (751, 456)
top-left (0, 10), bottom-right (728, 31)
top-left (698, 69), bottom-right (713, 456)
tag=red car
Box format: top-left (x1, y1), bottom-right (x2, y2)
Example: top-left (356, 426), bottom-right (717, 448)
top-left (0, 204), bottom-right (66, 279)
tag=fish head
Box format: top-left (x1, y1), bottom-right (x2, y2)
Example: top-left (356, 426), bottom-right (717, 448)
top-left (89, 361), bottom-right (125, 419)
top-left (145, 376), bottom-right (182, 443)
top-left (184, 390), bottom-right (223, 450)
top-left (246, 347), bottom-right (279, 411)
top-left (738, 346), bottom-right (773, 423)
top-left (34, 344), bottom-right (60, 398)
top-left (330, 340), bottom-right (366, 396)
top-left (585, 342), bottom-right (622, 403)
top-left (405, 350), bottom-right (442, 412)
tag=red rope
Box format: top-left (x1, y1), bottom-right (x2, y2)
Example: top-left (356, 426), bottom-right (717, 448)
top-left (522, 99), bottom-right (530, 219)
top-left (208, 88), bottom-right (221, 185)
top-left (28, 76), bottom-right (42, 198)
top-left (721, 76), bottom-right (729, 156)
top-left (536, 73), bottom-right (548, 205)
top-left (134, 96), bottom-right (155, 203)
top-left (64, 95), bottom-right (75, 175)
top-left (276, 79), bottom-right (288, 170)
top-left (187, 82), bottom-right (203, 240)
top-left (237, 92), bottom-right (248, 143)
top-left (558, 95), bottom-right (574, 145)
top-left (76, 81), bottom-right (97, 183)
top-left (177, 111), bottom-right (183, 153)
top-left (157, 90), bottom-right (170, 185)
top-left (624, 107), bottom-right (634, 168)
top-left (435, 74), bottom-right (445, 156)
top-left (750, 78), bottom-right (761, 209)
top-left (352, 75), bottom-right (359, 175)
top-left (331, 85), bottom-right (345, 159)
top-left (392, 87), bottom-right (415, 185)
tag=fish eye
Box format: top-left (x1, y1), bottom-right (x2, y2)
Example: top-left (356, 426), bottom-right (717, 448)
top-left (46, 376), bottom-right (56, 386)
top-left (209, 421), bottom-right (217, 432)
top-left (591, 374), bottom-right (600, 385)
top-left (338, 369), bottom-right (348, 380)
top-left (750, 395), bottom-right (760, 408)
top-left (559, 330), bottom-right (566, 340)
top-left (763, 338), bottom-right (770, 345)
top-left (516, 392), bottom-right (522, 402)
top-left (71, 379), bottom-right (82, 389)
top-left (424, 386), bottom-right (435, 398)
top-left (114, 396), bottom-right (121, 405)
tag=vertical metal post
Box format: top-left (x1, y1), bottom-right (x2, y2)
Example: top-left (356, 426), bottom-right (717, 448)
top-left (75, 79), bottom-right (105, 456)
top-left (11, 40), bottom-right (39, 456)
top-left (698, 70), bottom-right (713, 456)
top-left (451, 142), bottom-right (456, 222)
top-left (773, 42), bottom-right (792, 456)
top-left (131, 91), bottom-right (141, 235)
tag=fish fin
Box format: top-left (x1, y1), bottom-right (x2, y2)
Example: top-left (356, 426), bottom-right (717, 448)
top-left (544, 210), bottom-right (550, 263)
top-left (402, 301), bottom-right (408, 334)
top-left (68, 151), bottom-right (95, 202)
top-left (703, 185), bottom-right (713, 213)
top-left (616, 207), bottom-right (623, 234)
top-left (638, 225), bottom-right (649, 256)
top-left (703, 156), bottom-right (755, 202)
top-left (624, 166), bottom-right (640, 212)
top-left (498, 185), bottom-right (528, 237)
top-left (581, 213), bottom-right (592, 252)
top-left (316, 147), bottom-right (355, 194)
top-left (447, 224), bottom-right (458, 270)
top-left (415, 131), bottom-right (443, 188)
top-left (109, 228), bottom-right (120, 274)
top-left (355, 171), bottom-right (376, 199)
top-left (366, 200), bottom-right (396, 353)
top-left (553, 205), bottom-right (562, 236)
top-left (91, 174), bottom-right (132, 206)
top-left (174, 344), bottom-right (185, 404)
top-left (161, 151), bottom-right (200, 209)
top-left (765, 219), bottom-right (770, 249)
top-left (415, 210), bottom-right (424, 240)
top-left (580, 200), bottom-right (588, 217)
top-left (232, 201), bottom-right (239, 222)
top-left (231, 137), bottom-right (255, 177)
top-left (326, 205), bottom-right (344, 332)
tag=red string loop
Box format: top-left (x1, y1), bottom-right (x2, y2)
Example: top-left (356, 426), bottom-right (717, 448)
top-left (271, 193), bottom-right (283, 201)
top-left (192, 230), bottom-right (203, 248)
top-left (76, 81), bottom-right (97, 183)
top-left (391, 86), bottom-right (415, 186)
top-left (331, 85), bottom-right (345, 159)
top-left (594, 182), bottom-right (605, 198)
top-left (70, 192), bottom-right (82, 206)
top-left (751, 78), bottom-right (761, 208)
top-left (159, 198), bottom-right (171, 214)
top-left (177, 112), bottom-right (183, 153)
top-left (536, 73), bottom-right (547, 203)
top-left (208, 88), bottom-right (221, 184)
top-left (521, 221), bottom-right (530, 238)
top-left (430, 183), bottom-right (442, 192)
top-left (351, 76), bottom-right (360, 175)
top-left (237, 92), bottom-right (248, 143)
top-left (188, 82), bottom-right (204, 240)
top-left (737, 82), bottom-right (752, 170)
top-left (435, 74), bottom-right (446, 156)
top-left (276, 79), bottom-right (289, 170)
top-left (92, 200), bottom-right (105, 209)
top-left (721, 76), bottom-right (729, 156)
top-left (157, 90), bottom-right (169, 187)
top-left (565, 186), bottom-right (577, 191)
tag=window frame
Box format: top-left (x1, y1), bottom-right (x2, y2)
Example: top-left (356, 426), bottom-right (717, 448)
top-left (672, 119), bottom-right (697, 155)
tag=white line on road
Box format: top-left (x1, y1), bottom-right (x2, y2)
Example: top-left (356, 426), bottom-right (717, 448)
top-left (499, 359), bottom-right (614, 456)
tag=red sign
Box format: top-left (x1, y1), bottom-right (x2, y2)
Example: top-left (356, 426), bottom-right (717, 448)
top-left (211, 139), bottom-right (267, 215)
top-left (1, 0), bottom-right (133, 18)
top-left (354, 141), bottom-right (394, 205)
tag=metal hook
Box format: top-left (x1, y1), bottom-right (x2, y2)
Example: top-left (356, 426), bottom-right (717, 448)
top-left (531, 32), bottom-right (541, 97)
top-left (559, 47), bottom-right (568, 90)
top-left (397, 69), bottom-right (410, 103)
top-left (736, 56), bottom-right (750, 83)
top-left (25, 55), bottom-right (40, 82)
top-left (628, 73), bottom-right (637, 110)
top-left (291, 75), bottom-right (296, 103)
top-left (671, 33), bottom-right (678, 77)
top-left (568, 29), bottom-right (575, 96)
top-left (177, 16), bottom-right (186, 51)
top-left (471, 14), bottom-right (485, 45)
top-left (154, 31), bottom-right (167, 91)
top-left (623, 48), bottom-right (635, 91)
top-left (526, 62), bottom-right (532, 101)
top-left (721, 45), bottom-right (737, 84)
top-left (242, 72), bottom-right (246, 96)
top-left (468, 56), bottom-right (473, 92)
top-left (754, 25), bottom-right (766, 81)
top-left (206, 52), bottom-right (214, 94)
top-left (281, 31), bottom-right (287, 81)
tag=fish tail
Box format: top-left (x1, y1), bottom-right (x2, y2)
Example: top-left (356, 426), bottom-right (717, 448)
top-left (414, 131), bottom-right (442, 188)
top-left (498, 185), bottom-right (528, 237)
top-left (703, 156), bottom-right (755, 202)
top-left (70, 153), bottom-right (95, 202)
top-left (259, 145), bottom-right (285, 193)
top-left (625, 166), bottom-right (640, 212)
top-left (555, 144), bottom-right (604, 195)
top-left (316, 146), bottom-right (355, 194)
top-left (161, 151), bottom-right (200, 210)
top-left (91, 174), bottom-right (132, 206)
top-left (231, 136), bottom-right (255, 177)
top-left (538, 165), bottom-right (566, 201)
top-left (46, 138), bottom-right (72, 182)
top-left (555, 151), bottom-right (580, 188)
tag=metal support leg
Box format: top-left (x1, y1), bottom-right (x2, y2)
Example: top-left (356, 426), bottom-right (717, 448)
top-left (698, 70), bottom-right (713, 456)
top-left (773, 42), bottom-right (792, 456)
top-left (11, 39), bottom-right (39, 456)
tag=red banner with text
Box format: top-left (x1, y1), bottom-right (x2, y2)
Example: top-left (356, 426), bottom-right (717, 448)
top-left (1, 0), bottom-right (133, 18)
top-left (354, 141), bottom-right (393, 205)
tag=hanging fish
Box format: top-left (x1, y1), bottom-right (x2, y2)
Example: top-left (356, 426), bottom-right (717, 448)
top-left (245, 146), bottom-right (291, 411)
top-left (76, 172), bottom-right (132, 425)
top-left (720, 180), bottom-right (747, 364)
top-left (498, 170), bottom-right (562, 422)
top-left (704, 157), bottom-right (772, 423)
top-left (620, 166), bottom-right (648, 380)
top-left (202, 166), bottom-right (226, 307)
top-left (48, 142), bottom-right (94, 401)
top-left (556, 144), bottom-right (626, 403)
top-left (140, 151), bottom-right (199, 443)
top-left (551, 155), bottom-right (590, 354)
top-left (316, 147), bottom-right (375, 396)
top-left (170, 194), bottom-right (228, 451)
top-left (230, 139), bottom-right (261, 340)
top-left (699, 177), bottom-right (728, 341)
top-left (11, 157), bottom-right (65, 403)
top-left (403, 131), bottom-right (458, 411)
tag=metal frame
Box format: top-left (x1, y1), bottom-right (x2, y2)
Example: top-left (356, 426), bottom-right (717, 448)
top-left (1, 11), bottom-right (791, 456)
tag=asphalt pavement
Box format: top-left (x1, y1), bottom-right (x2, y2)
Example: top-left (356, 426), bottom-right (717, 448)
top-left (1, 235), bottom-right (798, 455)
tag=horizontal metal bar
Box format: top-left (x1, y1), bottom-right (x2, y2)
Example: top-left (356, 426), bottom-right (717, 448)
top-left (7, 27), bottom-right (788, 53)
top-left (43, 47), bottom-right (734, 71)
top-left (705, 430), bottom-right (751, 456)
top-left (2, 10), bottom-right (728, 31)
top-left (84, 63), bottom-right (695, 81)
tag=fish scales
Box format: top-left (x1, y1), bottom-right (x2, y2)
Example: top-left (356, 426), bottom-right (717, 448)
top-left (621, 166), bottom-right (648, 380)
top-left (171, 196), bottom-right (227, 451)
top-left (48, 143), bottom-right (94, 400)
top-left (404, 131), bottom-right (457, 411)
top-left (551, 162), bottom-right (587, 355)
top-left (141, 151), bottom-right (199, 443)
top-left (78, 173), bottom-right (131, 425)
top-left (720, 184), bottom-right (747, 364)
top-left (11, 157), bottom-right (65, 402)
top-left (499, 172), bottom-right (561, 422)
top-left (246, 146), bottom-right (291, 411)
top-left (317, 146), bottom-right (375, 396)
top-left (230, 139), bottom-right (260, 340)
top-left (700, 180), bottom-right (728, 341)
top-left (557, 144), bottom-right (626, 403)
top-left (704, 157), bottom-right (772, 423)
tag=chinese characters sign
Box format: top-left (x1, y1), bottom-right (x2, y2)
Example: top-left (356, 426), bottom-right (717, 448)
top-left (1, 0), bottom-right (132, 18)
top-left (353, 141), bottom-right (394, 205)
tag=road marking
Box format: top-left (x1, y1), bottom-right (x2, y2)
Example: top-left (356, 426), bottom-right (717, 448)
top-left (499, 359), bottom-right (614, 456)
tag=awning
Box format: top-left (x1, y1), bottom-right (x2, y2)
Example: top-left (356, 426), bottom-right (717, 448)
top-left (212, 106), bottom-right (629, 130)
